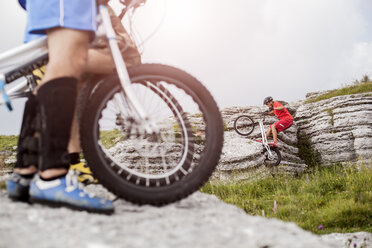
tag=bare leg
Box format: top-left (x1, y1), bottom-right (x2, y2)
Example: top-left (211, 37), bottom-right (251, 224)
top-left (265, 127), bottom-right (272, 142)
top-left (38, 28), bottom-right (90, 179)
top-left (85, 49), bottom-right (115, 74)
top-left (40, 28), bottom-right (90, 84)
top-left (14, 166), bottom-right (38, 175)
top-left (67, 49), bottom-right (115, 155)
top-left (68, 111), bottom-right (81, 154)
top-left (272, 124), bottom-right (278, 143)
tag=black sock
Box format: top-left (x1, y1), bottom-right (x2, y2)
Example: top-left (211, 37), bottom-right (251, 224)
top-left (19, 173), bottom-right (35, 179)
top-left (36, 77), bottom-right (77, 171)
top-left (69, 152), bottom-right (80, 164)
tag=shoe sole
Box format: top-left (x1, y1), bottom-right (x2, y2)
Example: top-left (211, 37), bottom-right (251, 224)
top-left (29, 197), bottom-right (114, 215)
top-left (8, 195), bottom-right (30, 203)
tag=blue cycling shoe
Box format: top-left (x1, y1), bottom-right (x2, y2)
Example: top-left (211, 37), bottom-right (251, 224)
top-left (6, 173), bottom-right (33, 202)
top-left (29, 170), bottom-right (114, 214)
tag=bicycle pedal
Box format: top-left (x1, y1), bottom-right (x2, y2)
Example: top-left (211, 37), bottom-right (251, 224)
top-left (268, 142), bottom-right (278, 148)
top-left (78, 174), bottom-right (98, 185)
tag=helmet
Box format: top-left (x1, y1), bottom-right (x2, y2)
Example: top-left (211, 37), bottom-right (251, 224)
top-left (263, 96), bottom-right (273, 105)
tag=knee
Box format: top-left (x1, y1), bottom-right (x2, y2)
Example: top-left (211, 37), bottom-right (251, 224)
top-left (48, 49), bottom-right (88, 78)
top-left (72, 52), bottom-right (88, 75)
top-left (66, 46), bottom-right (88, 73)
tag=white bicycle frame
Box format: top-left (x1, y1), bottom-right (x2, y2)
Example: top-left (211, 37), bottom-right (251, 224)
top-left (0, 37), bottom-right (48, 109)
top-left (0, 2), bottom-right (152, 131)
top-left (257, 117), bottom-right (275, 160)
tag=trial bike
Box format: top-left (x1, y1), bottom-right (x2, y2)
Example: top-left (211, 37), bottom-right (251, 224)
top-left (233, 113), bottom-right (281, 166)
top-left (0, 0), bottom-right (224, 205)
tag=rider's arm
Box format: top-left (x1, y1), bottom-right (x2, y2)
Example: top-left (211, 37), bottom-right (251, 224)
top-left (273, 105), bottom-right (285, 111)
top-left (273, 101), bottom-right (285, 111)
top-left (265, 109), bottom-right (275, 115)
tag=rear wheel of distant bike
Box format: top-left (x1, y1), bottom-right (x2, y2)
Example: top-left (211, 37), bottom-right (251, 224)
top-left (233, 115), bottom-right (255, 136)
top-left (263, 147), bottom-right (281, 166)
top-left (80, 63), bottom-right (224, 206)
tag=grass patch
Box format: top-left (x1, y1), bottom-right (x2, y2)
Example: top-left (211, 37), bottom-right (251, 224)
top-left (223, 121), bottom-right (228, 132)
top-left (0, 181), bottom-right (5, 190)
top-left (0, 135), bottom-right (18, 151)
top-left (100, 129), bottom-right (124, 149)
top-left (201, 164), bottom-right (372, 234)
top-left (0, 135), bottom-right (18, 170)
top-left (324, 108), bottom-right (334, 126)
top-left (305, 81), bottom-right (372, 103)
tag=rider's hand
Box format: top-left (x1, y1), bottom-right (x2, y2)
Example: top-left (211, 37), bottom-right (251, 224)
top-left (264, 108), bottom-right (273, 114)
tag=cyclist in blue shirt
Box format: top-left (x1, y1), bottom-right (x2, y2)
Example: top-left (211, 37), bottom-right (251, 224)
top-left (7, 0), bottom-right (114, 214)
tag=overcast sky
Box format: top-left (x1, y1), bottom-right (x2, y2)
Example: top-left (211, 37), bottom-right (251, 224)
top-left (1, 0), bottom-right (372, 135)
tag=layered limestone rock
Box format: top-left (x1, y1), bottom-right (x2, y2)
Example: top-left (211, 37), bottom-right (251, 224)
top-left (213, 92), bottom-right (372, 179)
top-left (295, 92), bottom-right (372, 165)
top-left (2, 92), bottom-right (370, 178)
top-left (213, 105), bottom-right (307, 180)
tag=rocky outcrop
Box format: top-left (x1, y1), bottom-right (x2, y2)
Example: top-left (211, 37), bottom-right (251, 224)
top-left (295, 92), bottom-right (372, 165)
top-left (2, 92), bottom-right (371, 177)
top-left (213, 92), bottom-right (372, 179)
top-left (320, 232), bottom-right (372, 248)
top-left (213, 105), bottom-right (307, 180)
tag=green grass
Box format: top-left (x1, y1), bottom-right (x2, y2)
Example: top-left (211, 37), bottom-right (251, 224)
top-left (0, 135), bottom-right (18, 171)
top-left (99, 129), bottom-right (124, 149)
top-left (0, 135), bottom-right (18, 151)
top-left (0, 181), bottom-right (5, 190)
top-left (201, 164), bottom-right (372, 234)
top-left (305, 81), bottom-right (372, 103)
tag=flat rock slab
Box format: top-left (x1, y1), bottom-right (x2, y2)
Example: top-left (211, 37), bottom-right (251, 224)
top-left (0, 186), bottom-right (337, 248)
top-left (321, 232), bottom-right (372, 248)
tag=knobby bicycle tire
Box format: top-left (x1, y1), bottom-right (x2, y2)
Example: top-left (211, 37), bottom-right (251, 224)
top-left (77, 75), bottom-right (104, 130)
top-left (80, 63), bottom-right (224, 205)
top-left (233, 115), bottom-right (255, 136)
top-left (263, 146), bottom-right (281, 166)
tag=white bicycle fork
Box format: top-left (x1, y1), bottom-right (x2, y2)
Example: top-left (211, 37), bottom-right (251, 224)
top-left (258, 119), bottom-right (274, 158)
top-left (98, 4), bottom-right (157, 134)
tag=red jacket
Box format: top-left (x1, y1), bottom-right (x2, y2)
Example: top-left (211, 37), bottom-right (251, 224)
top-left (273, 101), bottom-right (293, 120)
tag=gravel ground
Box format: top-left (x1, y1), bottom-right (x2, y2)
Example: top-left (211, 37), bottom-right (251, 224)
top-left (0, 183), bottom-right (339, 248)
top-left (0, 179), bottom-right (371, 248)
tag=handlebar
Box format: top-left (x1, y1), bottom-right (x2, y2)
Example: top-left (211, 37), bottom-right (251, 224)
top-left (262, 107), bottom-right (273, 117)
top-left (261, 111), bottom-right (270, 121)
top-left (120, 0), bottom-right (146, 7)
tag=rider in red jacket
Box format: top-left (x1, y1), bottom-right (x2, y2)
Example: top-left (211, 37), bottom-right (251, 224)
top-left (263, 96), bottom-right (293, 146)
